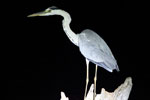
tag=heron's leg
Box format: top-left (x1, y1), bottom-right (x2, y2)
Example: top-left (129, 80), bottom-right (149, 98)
top-left (84, 59), bottom-right (89, 100)
top-left (93, 65), bottom-right (98, 100)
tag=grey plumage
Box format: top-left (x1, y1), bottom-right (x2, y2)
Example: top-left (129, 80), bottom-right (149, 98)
top-left (78, 29), bottom-right (119, 72)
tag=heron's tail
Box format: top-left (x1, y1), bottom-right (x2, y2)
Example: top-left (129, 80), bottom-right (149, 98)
top-left (116, 65), bottom-right (120, 72)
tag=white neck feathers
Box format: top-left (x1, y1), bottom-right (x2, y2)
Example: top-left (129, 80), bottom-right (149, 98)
top-left (53, 10), bottom-right (78, 46)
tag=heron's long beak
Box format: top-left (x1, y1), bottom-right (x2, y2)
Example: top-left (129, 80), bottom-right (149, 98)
top-left (27, 11), bottom-right (46, 17)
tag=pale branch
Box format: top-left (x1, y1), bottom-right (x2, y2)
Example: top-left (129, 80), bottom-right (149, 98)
top-left (60, 77), bottom-right (132, 100)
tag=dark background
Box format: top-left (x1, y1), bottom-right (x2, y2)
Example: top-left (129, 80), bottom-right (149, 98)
top-left (5, 0), bottom-right (148, 100)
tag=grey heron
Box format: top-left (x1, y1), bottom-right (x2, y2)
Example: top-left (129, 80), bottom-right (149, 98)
top-left (28, 6), bottom-right (119, 100)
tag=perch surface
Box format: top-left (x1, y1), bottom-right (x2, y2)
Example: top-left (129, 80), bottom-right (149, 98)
top-left (60, 77), bottom-right (132, 100)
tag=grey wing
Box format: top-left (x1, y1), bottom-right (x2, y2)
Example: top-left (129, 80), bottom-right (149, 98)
top-left (78, 29), bottom-right (114, 59)
top-left (78, 29), bottom-right (119, 72)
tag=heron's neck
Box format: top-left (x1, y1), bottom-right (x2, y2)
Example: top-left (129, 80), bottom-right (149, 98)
top-left (54, 10), bottom-right (78, 46)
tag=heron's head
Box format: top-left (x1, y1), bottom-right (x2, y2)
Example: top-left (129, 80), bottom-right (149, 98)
top-left (27, 6), bottom-right (59, 17)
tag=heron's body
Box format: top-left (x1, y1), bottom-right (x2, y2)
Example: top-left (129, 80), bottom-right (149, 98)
top-left (78, 29), bottom-right (119, 72)
top-left (28, 7), bottom-right (119, 100)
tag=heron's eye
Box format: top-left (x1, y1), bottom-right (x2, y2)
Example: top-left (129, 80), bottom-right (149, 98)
top-left (45, 8), bottom-right (51, 12)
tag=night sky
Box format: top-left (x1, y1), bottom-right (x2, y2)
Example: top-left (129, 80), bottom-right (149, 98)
top-left (5, 0), bottom-right (148, 100)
